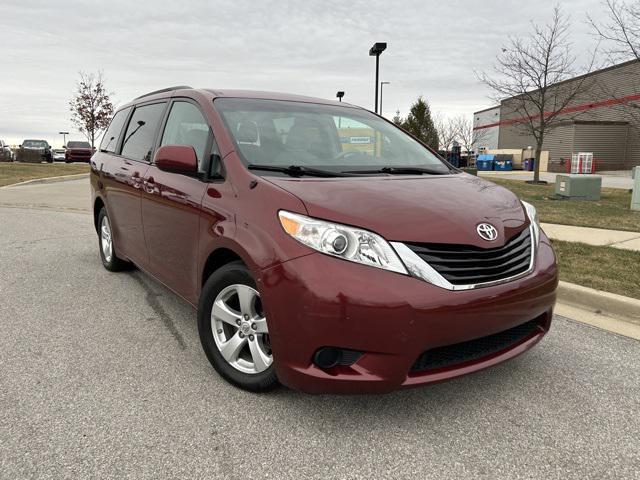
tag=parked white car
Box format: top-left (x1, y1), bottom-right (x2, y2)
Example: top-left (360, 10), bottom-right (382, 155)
top-left (53, 148), bottom-right (66, 162)
top-left (0, 139), bottom-right (15, 161)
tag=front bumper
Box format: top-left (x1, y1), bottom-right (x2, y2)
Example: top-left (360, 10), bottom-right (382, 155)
top-left (66, 155), bottom-right (92, 162)
top-left (259, 237), bottom-right (557, 394)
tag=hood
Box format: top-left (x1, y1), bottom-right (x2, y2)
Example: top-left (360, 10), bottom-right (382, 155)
top-left (266, 173), bottom-right (528, 247)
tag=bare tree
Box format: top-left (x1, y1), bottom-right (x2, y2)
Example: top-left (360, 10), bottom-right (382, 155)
top-left (478, 6), bottom-right (593, 183)
top-left (589, 0), bottom-right (640, 61)
top-left (434, 113), bottom-right (458, 155)
top-left (69, 72), bottom-right (114, 149)
top-left (454, 115), bottom-right (490, 161)
top-left (589, 1), bottom-right (640, 128)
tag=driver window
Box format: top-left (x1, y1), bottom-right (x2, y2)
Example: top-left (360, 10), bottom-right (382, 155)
top-left (160, 101), bottom-right (211, 171)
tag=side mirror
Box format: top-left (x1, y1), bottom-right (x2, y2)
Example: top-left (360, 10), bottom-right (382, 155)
top-left (154, 145), bottom-right (198, 175)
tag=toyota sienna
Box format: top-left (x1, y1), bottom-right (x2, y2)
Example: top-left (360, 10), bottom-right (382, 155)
top-left (90, 86), bottom-right (557, 394)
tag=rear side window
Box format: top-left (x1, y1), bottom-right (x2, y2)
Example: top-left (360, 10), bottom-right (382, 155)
top-left (160, 101), bottom-right (211, 170)
top-left (100, 108), bottom-right (131, 153)
top-left (121, 103), bottom-right (166, 162)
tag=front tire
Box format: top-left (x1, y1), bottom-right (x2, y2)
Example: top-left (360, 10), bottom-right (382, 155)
top-left (198, 261), bottom-right (278, 392)
top-left (97, 207), bottom-right (131, 272)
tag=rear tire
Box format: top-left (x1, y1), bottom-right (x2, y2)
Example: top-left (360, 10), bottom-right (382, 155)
top-left (198, 261), bottom-right (278, 392)
top-left (97, 207), bottom-right (131, 272)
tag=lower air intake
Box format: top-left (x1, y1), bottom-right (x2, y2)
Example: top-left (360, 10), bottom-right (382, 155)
top-left (411, 319), bottom-right (542, 372)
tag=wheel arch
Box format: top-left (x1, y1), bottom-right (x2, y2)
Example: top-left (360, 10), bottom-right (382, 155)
top-left (93, 197), bottom-right (105, 234)
top-left (201, 247), bottom-right (248, 287)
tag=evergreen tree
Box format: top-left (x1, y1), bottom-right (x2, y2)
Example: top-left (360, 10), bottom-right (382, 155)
top-left (403, 96), bottom-right (439, 150)
top-left (392, 110), bottom-right (403, 127)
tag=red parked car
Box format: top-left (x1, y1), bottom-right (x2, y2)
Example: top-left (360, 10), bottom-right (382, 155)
top-left (65, 141), bottom-right (94, 163)
top-left (90, 87), bottom-right (557, 394)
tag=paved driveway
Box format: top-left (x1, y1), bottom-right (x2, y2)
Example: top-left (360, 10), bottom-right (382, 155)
top-left (0, 179), bottom-right (639, 479)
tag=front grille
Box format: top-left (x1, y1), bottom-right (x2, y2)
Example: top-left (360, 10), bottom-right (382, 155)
top-left (406, 227), bottom-right (532, 286)
top-left (410, 319), bottom-right (541, 372)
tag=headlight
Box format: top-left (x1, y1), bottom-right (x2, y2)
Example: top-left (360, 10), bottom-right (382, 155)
top-left (278, 210), bottom-right (408, 274)
top-left (522, 201), bottom-right (540, 246)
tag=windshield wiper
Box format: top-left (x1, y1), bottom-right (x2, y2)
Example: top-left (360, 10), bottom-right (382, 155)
top-left (247, 164), bottom-right (354, 177)
top-left (343, 166), bottom-right (451, 175)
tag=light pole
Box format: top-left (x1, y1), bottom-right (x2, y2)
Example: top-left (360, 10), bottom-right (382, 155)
top-left (369, 42), bottom-right (387, 114)
top-left (59, 131), bottom-right (69, 147)
top-left (336, 92), bottom-right (345, 129)
top-left (379, 81), bottom-right (390, 116)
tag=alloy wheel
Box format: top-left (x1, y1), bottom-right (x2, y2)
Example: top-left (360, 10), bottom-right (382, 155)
top-left (101, 216), bottom-right (113, 263)
top-left (211, 284), bottom-right (272, 374)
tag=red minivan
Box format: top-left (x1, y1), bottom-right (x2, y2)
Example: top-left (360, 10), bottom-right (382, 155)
top-left (90, 86), bottom-right (557, 394)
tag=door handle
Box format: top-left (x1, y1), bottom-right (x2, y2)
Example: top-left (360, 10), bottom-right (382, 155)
top-left (143, 176), bottom-right (156, 193)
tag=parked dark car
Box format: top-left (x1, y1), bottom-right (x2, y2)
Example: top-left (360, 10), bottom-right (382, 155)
top-left (17, 139), bottom-right (53, 163)
top-left (0, 139), bottom-right (14, 162)
top-left (91, 87), bottom-right (558, 394)
top-left (65, 141), bottom-right (93, 163)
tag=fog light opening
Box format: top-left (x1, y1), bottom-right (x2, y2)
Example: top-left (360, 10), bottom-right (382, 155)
top-left (313, 347), bottom-right (342, 369)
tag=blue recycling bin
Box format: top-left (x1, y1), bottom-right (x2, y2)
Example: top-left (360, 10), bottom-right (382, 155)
top-left (476, 154), bottom-right (495, 171)
top-left (494, 159), bottom-right (513, 171)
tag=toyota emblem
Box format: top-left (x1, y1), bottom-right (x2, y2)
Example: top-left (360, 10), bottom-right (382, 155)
top-left (476, 223), bottom-right (498, 241)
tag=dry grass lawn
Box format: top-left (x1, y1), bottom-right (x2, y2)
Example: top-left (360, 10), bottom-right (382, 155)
top-left (0, 162), bottom-right (89, 187)
top-left (552, 240), bottom-right (640, 299)
top-left (490, 178), bottom-right (640, 232)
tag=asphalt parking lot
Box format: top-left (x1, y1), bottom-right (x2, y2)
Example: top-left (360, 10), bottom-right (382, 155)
top-left (1, 178), bottom-right (639, 479)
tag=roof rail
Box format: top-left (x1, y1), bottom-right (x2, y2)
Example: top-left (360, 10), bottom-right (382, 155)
top-left (134, 85), bottom-right (192, 100)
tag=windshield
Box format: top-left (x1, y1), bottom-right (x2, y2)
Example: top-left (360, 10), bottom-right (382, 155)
top-left (215, 98), bottom-right (450, 175)
top-left (22, 140), bottom-right (47, 148)
top-left (67, 141), bottom-right (91, 148)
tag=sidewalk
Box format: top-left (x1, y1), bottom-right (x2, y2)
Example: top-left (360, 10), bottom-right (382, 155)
top-left (479, 170), bottom-right (633, 189)
top-left (541, 223), bottom-right (640, 251)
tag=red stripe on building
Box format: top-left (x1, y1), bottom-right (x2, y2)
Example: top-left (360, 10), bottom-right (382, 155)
top-left (473, 92), bottom-right (640, 130)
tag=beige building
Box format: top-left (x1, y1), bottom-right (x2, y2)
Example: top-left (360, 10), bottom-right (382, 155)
top-left (474, 59), bottom-right (640, 171)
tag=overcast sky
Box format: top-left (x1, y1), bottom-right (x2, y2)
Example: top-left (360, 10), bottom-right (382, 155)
top-left (1, 0), bottom-right (606, 146)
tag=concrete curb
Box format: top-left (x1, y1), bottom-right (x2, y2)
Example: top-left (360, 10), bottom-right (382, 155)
top-left (557, 281), bottom-right (640, 325)
top-left (0, 173), bottom-right (89, 188)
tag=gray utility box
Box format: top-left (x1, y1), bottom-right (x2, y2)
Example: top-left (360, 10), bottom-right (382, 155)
top-left (632, 166), bottom-right (640, 211)
top-left (555, 174), bottom-right (602, 200)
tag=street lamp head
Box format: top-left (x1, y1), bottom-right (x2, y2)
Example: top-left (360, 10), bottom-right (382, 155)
top-left (336, 91), bottom-right (344, 100)
top-left (369, 42), bottom-right (387, 56)
top-left (381, 81), bottom-right (390, 86)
